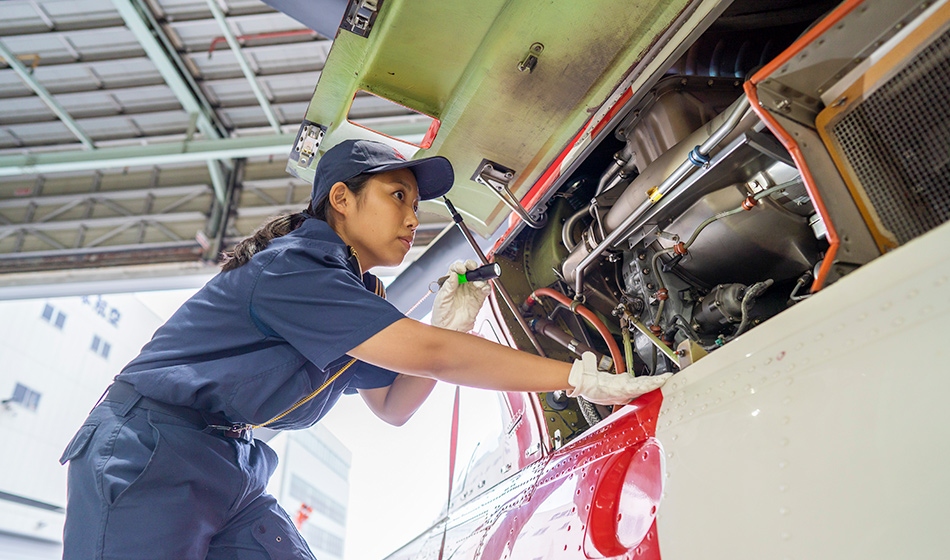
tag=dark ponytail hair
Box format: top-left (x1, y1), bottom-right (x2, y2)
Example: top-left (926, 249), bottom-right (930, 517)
top-left (220, 173), bottom-right (373, 271)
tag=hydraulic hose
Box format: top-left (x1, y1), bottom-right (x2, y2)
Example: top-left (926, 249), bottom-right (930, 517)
top-left (731, 279), bottom-right (774, 338)
top-left (527, 287), bottom-right (626, 374)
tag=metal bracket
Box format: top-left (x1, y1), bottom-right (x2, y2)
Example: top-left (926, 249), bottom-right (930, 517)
top-left (471, 159), bottom-right (546, 229)
top-left (340, 0), bottom-right (383, 37)
top-left (518, 42), bottom-right (544, 73)
top-left (290, 121), bottom-right (326, 169)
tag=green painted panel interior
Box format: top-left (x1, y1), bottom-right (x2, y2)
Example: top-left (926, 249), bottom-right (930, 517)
top-left (301, 0), bottom-right (694, 237)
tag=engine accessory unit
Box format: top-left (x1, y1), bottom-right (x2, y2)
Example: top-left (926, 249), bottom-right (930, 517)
top-left (691, 283), bottom-right (746, 334)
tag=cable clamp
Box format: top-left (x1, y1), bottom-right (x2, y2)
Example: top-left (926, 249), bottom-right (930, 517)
top-left (687, 146), bottom-right (710, 167)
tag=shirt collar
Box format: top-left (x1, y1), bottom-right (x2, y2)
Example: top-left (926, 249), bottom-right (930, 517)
top-left (295, 218), bottom-right (362, 277)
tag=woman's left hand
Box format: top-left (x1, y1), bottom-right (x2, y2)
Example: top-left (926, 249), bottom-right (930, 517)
top-left (431, 260), bottom-right (492, 332)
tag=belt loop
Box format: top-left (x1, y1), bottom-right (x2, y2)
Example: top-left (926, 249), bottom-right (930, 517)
top-left (116, 388), bottom-right (142, 417)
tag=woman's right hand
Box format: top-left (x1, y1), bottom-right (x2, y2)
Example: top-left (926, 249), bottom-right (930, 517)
top-left (430, 260), bottom-right (492, 332)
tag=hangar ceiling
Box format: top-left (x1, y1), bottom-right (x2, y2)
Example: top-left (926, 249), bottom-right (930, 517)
top-left (0, 0), bottom-right (451, 298)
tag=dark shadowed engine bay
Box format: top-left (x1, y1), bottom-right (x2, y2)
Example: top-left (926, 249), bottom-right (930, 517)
top-left (486, 0), bottom-right (948, 438)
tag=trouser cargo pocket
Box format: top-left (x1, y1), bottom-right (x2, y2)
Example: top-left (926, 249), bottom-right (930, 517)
top-left (60, 423), bottom-right (98, 465)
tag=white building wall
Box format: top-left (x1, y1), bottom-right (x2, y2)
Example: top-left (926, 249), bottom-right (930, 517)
top-left (0, 294), bottom-right (163, 552)
top-left (267, 424), bottom-right (352, 560)
top-left (0, 293), bottom-right (354, 559)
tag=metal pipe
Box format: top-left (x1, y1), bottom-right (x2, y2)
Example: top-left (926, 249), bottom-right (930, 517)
top-left (572, 97), bottom-right (751, 296)
top-left (442, 198), bottom-right (547, 357)
top-left (208, 30), bottom-right (321, 57)
top-left (0, 134), bottom-right (297, 177)
top-left (529, 315), bottom-right (599, 358)
top-left (561, 207), bottom-right (588, 252)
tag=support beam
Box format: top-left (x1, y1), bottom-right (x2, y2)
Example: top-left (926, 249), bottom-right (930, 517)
top-left (111, 0), bottom-right (222, 140)
top-left (205, 0), bottom-right (283, 132)
top-left (0, 134), bottom-right (297, 176)
top-left (0, 116), bottom-right (431, 177)
top-left (0, 39), bottom-right (95, 149)
top-left (206, 159), bottom-right (229, 204)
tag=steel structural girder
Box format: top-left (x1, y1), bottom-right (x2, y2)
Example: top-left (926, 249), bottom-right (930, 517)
top-left (0, 134), bottom-right (298, 177)
top-left (110, 0), bottom-right (222, 141)
top-left (0, 112), bottom-right (434, 177)
top-left (0, 39), bottom-right (96, 149)
top-left (205, 0), bottom-right (283, 133)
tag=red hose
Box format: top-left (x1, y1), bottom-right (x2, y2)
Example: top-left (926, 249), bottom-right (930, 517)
top-left (528, 288), bottom-right (626, 374)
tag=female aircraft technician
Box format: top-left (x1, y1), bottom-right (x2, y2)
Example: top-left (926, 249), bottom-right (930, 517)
top-left (58, 139), bottom-right (671, 559)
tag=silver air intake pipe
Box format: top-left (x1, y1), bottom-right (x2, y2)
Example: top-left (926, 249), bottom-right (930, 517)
top-left (563, 96), bottom-right (753, 297)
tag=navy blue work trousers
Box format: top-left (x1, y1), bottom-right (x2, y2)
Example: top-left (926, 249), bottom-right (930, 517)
top-left (59, 394), bottom-right (317, 559)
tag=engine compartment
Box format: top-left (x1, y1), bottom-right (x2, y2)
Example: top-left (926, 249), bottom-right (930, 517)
top-left (488, 0), bottom-right (848, 437)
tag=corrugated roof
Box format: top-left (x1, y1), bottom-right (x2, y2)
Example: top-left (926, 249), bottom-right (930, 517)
top-left (0, 0), bottom-right (446, 293)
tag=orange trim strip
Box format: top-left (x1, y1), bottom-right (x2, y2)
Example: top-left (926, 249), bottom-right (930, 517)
top-left (745, 0), bottom-right (867, 292)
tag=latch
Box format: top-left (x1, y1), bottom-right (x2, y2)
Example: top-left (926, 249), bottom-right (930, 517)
top-left (471, 159), bottom-right (546, 229)
top-left (518, 42), bottom-right (544, 73)
top-left (291, 121), bottom-right (326, 169)
top-left (341, 0), bottom-right (383, 37)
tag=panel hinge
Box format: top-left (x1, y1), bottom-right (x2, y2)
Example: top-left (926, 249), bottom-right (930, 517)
top-left (290, 121), bottom-right (326, 170)
top-left (341, 0), bottom-right (383, 38)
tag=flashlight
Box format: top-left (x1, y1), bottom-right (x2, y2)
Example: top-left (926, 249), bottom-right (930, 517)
top-left (437, 262), bottom-right (502, 287)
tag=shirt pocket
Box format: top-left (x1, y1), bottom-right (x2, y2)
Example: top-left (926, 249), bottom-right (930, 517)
top-left (59, 423), bottom-right (98, 465)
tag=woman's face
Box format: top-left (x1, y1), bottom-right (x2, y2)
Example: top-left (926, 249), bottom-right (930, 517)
top-left (337, 168), bottom-right (421, 271)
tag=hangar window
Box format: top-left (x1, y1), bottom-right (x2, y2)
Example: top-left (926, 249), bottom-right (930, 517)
top-left (9, 383), bottom-right (41, 411)
top-left (289, 474), bottom-right (346, 524)
top-left (300, 524), bottom-right (344, 557)
top-left (40, 303), bottom-right (66, 330)
top-left (90, 335), bottom-right (111, 359)
top-left (295, 430), bottom-right (350, 479)
top-left (346, 90), bottom-right (441, 149)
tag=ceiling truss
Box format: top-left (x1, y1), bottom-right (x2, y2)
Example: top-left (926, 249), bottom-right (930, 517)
top-left (0, 0), bottom-right (447, 297)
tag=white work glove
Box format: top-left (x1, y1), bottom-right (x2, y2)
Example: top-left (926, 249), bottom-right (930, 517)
top-left (431, 260), bottom-right (493, 332)
top-left (568, 352), bottom-right (673, 405)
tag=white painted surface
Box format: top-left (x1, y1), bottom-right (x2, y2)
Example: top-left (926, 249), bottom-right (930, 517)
top-left (656, 220), bottom-right (950, 559)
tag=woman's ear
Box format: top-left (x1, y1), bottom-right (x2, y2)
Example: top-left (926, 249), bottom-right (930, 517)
top-left (327, 181), bottom-right (350, 218)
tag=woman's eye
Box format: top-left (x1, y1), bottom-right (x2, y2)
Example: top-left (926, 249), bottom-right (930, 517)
top-left (394, 191), bottom-right (404, 201)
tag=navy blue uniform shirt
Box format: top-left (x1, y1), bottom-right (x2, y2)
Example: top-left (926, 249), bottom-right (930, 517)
top-left (117, 218), bottom-right (405, 430)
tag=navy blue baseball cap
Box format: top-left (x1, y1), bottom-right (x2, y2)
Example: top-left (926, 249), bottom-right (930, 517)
top-left (310, 139), bottom-right (454, 207)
